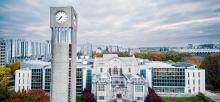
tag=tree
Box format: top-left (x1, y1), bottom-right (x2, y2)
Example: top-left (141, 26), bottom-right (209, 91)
top-left (133, 52), bottom-right (148, 59)
top-left (196, 92), bottom-right (215, 102)
top-left (0, 67), bottom-right (11, 102)
top-left (161, 51), bottom-right (191, 62)
top-left (166, 60), bottom-right (175, 64)
top-left (10, 89), bottom-right (49, 102)
top-left (145, 87), bottom-right (161, 102)
top-left (80, 88), bottom-right (95, 102)
top-left (201, 54), bottom-right (220, 90)
top-left (6, 60), bottom-right (21, 75)
top-left (183, 56), bottom-right (204, 68)
top-left (148, 52), bottom-right (162, 61)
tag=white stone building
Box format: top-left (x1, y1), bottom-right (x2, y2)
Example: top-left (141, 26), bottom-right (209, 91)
top-left (15, 60), bottom-right (51, 92)
top-left (15, 68), bottom-right (32, 92)
top-left (92, 54), bottom-right (148, 102)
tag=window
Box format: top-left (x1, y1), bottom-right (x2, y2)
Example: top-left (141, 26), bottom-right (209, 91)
top-left (198, 73), bottom-right (200, 77)
top-left (113, 67), bottom-right (118, 74)
top-left (188, 89), bottom-right (191, 93)
top-left (193, 80), bottom-right (195, 85)
top-left (193, 72), bottom-right (195, 77)
top-left (100, 68), bottom-right (103, 73)
top-left (135, 85), bottom-right (143, 92)
top-left (188, 80), bottom-right (190, 84)
top-left (135, 97), bottom-right (143, 100)
top-left (188, 73), bottom-right (190, 77)
top-left (129, 68), bottom-right (131, 72)
top-left (108, 68), bottom-right (111, 74)
top-left (98, 85), bottom-right (105, 91)
top-left (98, 96), bottom-right (105, 100)
top-left (198, 80), bottom-right (200, 85)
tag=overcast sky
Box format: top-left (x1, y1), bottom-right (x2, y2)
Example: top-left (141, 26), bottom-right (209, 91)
top-left (0, 0), bottom-right (220, 47)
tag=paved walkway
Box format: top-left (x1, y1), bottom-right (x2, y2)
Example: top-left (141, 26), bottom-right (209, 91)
top-left (116, 98), bottom-right (123, 102)
top-left (205, 91), bottom-right (220, 101)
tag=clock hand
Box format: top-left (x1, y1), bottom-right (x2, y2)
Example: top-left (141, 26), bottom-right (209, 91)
top-left (58, 16), bottom-right (63, 21)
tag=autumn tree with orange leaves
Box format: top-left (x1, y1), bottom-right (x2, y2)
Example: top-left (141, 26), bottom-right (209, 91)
top-left (10, 89), bottom-right (49, 102)
top-left (183, 56), bottom-right (204, 68)
top-left (148, 52), bottom-right (162, 61)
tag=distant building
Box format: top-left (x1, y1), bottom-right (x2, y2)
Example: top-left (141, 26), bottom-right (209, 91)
top-left (173, 49), bottom-right (220, 56)
top-left (81, 43), bottom-right (93, 58)
top-left (92, 54), bottom-right (148, 102)
top-left (139, 47), bottom-right (169, 52)
top-left (198, 44), bottom-right (215, 49)
top-left (0, 38), bottom-right (6, 66)
top-left (95, 47), bottom-right (102, 54)
top-left (106, 45), bottom-right (119, 52)
top-left (0, 38), bottom-right (51, 65)
top-left (145, 61), bottom-right (205, 97)
top-left (187, 44), bottom-right (193, 49)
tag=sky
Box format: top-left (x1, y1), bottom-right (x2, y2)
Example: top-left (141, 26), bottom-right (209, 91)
top-left (0, 0), bottom-right (220, 47)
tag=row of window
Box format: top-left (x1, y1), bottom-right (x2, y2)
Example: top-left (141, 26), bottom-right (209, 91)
top-left (98, 85), bottom-right (105, 91)
top-left (100, 68), bottom-right (131, 74)
top-left (153, 83), bottom-right (185, 86)
top-left (154, 87), bottom-right (184, 93)
top-left (188, 87), bottom-right (200, 93)
top-left (188, 79), bottom-right (200, 85)
top-left (188, 72), bottom-right (200, 77)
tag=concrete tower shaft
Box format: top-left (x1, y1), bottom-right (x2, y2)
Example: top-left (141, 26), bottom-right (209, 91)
top-left (50, 7), bottom-right (77, 102)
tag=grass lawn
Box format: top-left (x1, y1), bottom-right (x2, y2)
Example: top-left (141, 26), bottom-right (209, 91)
top-left (76, 96), bottom-right (80, 102)
top-left (162, 96), bottom-right (214, 102)
top-left (162, 97), bottom-right (197, 102)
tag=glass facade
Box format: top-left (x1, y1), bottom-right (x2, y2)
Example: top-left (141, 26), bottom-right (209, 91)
top-left (45, 69), bottom-right (51, 92)
top-left (31, 69), bottom-right (43, 89)
top-left (76, 68), bottom-right (83, 95)
top-left (140, 69), bottom-right (146, 79)
top-left (86, 70), bottom-right (92, 90)
top-left (152, 68), bottom-right (185, 93)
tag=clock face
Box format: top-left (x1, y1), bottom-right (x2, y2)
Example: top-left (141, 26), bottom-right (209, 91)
top-left (56, 11), bottom-right (67, 23)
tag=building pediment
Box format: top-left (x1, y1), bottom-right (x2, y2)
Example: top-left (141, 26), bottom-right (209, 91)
top-left (109, 57), bottom-right (122, 62)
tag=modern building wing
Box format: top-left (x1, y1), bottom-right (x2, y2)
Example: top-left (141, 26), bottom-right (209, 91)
top-left (15, 60), bottom-right (51, 92)
top-left (15, 59), bottom-right (93, 96)
top-left (145, 61), bottom-right (205, 97)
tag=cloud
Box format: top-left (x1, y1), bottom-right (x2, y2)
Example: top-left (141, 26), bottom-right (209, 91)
top-left (0, 0), bottom-right (220, 47)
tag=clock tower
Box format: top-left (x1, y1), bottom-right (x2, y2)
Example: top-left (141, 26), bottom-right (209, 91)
top-left (50, 7), bottom-right (77, 102)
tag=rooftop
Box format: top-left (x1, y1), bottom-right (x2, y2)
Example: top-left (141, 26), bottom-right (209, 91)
top-left (22, 60), bottom-right (51, 67)
top-left (146, 61), bottom-right (196, 69)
